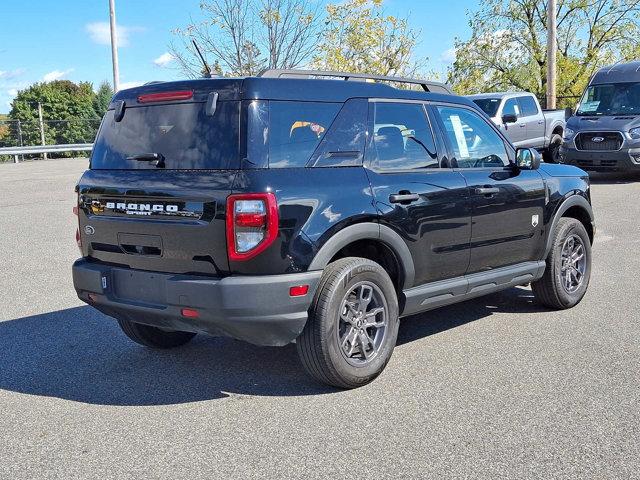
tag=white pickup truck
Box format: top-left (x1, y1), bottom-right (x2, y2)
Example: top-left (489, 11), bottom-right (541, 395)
top-left (466, 92), bottom-right (567, 162)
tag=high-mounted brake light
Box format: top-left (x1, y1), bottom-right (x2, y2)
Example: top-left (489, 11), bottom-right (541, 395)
top-left (137, 90), bottom-right (193, 103)
top-left (226, 193), bottom-right (278, 261)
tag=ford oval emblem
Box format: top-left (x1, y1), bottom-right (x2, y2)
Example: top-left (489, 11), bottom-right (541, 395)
top-left (84, 225), bottom-right (95, 235)
top-left (591, 136), bottom-right (605, 143)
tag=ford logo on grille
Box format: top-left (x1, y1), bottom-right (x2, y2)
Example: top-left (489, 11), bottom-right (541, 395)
top-left (591, 136), bottom-right (605, 143)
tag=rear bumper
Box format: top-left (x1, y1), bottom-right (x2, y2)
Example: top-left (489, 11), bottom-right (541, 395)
top-left (560, 145), bottom-right (640, 171)
top-left (72, 259), bottom-right (322, 346)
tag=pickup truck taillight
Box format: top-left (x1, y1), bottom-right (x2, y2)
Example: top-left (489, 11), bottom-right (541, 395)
top-left (226, 193), bottom-right (278, 261)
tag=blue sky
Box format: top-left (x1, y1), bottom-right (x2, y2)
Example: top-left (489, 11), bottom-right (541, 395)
top-left (0, 0), bottom-right (476, 113)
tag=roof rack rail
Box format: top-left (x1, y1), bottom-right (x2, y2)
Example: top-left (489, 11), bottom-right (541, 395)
top-left (258, 69), bottom-right (453, 94)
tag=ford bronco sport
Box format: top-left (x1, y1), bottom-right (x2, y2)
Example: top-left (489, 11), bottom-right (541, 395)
top-left (73, 70), bottom-right (595, 389)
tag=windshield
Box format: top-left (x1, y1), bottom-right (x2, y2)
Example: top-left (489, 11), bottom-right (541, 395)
top-left (472, 98), bottom-right (501, 117)
top-left (576, 82), bottom-right (640, 116)
top-left (91, 101), bottom-right (240, 170)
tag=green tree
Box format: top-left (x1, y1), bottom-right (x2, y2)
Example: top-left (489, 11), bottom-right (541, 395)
top-left (93, 81), bottom-right (114, 118)
top-left (9, 80), bottom-right (100, 153)
top-left (171, 0), bottom-right (322, 77)
top-left (447, 0), bottom-right (640, 107)
top-left (312, 0), bottom-right (426, 79)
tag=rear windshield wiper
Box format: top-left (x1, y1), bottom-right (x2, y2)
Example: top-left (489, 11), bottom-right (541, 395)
top-left (127, 153), bottom-right (165, 168)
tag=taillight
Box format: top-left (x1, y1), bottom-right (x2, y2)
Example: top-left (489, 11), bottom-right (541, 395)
top-left (226, 193), bottom-right (278, 261)
top-left (137, 90), bottom-right (193, 103)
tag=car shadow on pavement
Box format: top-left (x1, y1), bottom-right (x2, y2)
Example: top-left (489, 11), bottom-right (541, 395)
top-left (0, 287), bottom-right (546, 406)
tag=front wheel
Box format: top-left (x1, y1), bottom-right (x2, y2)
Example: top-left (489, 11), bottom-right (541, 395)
top-left (532, 218), bottom-right (592, 309)
top-left (296, 257), bottom-right (399, 389)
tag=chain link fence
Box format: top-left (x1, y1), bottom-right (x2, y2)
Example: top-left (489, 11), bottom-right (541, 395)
top-left (0, 118), bottom-right (101, 162)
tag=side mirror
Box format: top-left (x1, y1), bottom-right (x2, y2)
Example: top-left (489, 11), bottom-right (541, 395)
top-left (502, 113), bottom-right (518, 124)
top-left (515, 148), bottom-right (541, 170)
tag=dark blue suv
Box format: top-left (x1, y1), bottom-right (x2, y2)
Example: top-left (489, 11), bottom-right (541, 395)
top-left (73, 70), bottom-right (595, 388)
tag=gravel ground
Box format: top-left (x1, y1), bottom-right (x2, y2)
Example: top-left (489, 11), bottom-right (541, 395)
top-left (1, 158), bottom-right (638, 479)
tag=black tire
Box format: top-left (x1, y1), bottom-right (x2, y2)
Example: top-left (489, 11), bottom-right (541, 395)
top-left (117, 319), bottom-right (196, 349)
top-left (543, 133), bottom-right (563, 163)
top-left (532, 218), bottom-right (591, 309)
top-left (296, 257), bottom-right (399, 389)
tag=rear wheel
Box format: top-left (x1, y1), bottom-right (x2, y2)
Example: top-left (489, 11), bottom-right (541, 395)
top-left (117, 319), bottom-right (196, 349)
top-left (543, 133), bottom-right (563, 163)
top-left (296, 257), bottom-right (399, 389)
top-left (532, 218), bottom-right (591, 309)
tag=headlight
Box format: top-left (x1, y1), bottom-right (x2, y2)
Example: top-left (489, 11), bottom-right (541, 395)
top-left (629, 127), bottom-right (640, 140)
top-left (564, 127), bottom-right (575, 139)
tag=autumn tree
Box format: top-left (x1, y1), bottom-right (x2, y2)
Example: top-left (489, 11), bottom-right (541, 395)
top-left (170, 0), bottom-right (322, 77)
top-left (312, 0), bottom-right (426, 79)
top-left (447, 0), bottom-right (640, 107)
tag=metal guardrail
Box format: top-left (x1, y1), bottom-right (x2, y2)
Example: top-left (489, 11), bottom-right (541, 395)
top-left (0, 143), bottom-right (93, 163)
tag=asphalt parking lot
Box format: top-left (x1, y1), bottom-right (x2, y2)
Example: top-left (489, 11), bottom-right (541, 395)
top-left (1, 158), bottom-right (639, 479)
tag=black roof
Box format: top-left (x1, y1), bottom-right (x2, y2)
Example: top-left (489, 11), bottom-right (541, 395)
top-left (111, 76), bottom-right (473, 108)
top-left (591, 61), bottom-right (640, 85)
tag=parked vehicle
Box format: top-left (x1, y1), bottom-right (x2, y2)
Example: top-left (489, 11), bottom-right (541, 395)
top-left (73, 70), bottom-right (595, 388)
top-left (467, 92), bottom-right (566, 162)
top-left (561, 61), bottom-right (640, 172)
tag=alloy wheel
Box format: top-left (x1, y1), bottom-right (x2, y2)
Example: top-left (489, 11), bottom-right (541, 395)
top-left (337, 282), bottom-right (388, 366)
top-left (560, 234), bottom-right (587, 293)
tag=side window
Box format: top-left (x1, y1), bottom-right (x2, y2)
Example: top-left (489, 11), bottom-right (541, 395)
top-left (502, 98), bottom-right (520, 117)
top-left (518, 96), bottom-right (539, 117)
top-left (436, 106), bottom-right (509, 169)
top-left (268, 101), bottom-right (341, 168)
top-left (371, 102), bottom-right (438, 170)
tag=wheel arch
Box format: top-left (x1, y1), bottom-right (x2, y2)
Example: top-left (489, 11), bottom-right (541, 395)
top-left (308, 223), bottom-right (416, 289)
top-left (544, 195), bottom-right (595, 257)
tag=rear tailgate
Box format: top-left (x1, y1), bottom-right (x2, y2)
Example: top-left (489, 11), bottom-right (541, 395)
top-left (77, 79), bottom-right (243, 276)
top-left (77, 169), bottom-right (236, 276)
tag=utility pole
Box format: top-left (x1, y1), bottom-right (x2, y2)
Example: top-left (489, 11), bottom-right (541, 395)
top-left (37, 102), bottom-right (47, 160)
top-left (16, 119), bottom-right (24, 162)
top-left (109, 0), bottom-right (120, 92)
top-left (546, 0), bottom-right (557, 109)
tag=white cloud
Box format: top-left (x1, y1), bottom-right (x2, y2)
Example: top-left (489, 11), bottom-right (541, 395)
top-left (0, 69), bottom-right (25, 80)
top-left (440, 47), bottom-right (457, 64)
top-left (119, 81), bottom-right (144, 90)
top-left (85, 22), bottom-right (143, 47)
top-left (7, 88), bottom-right (18, 96)
top-left (42, 69), bottom-right (74, 82)
top-left (153, 52), bottom-right (175, 67)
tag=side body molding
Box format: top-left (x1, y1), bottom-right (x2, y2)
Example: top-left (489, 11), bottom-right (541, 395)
top-left (308, 223), bottom-right (416, 289)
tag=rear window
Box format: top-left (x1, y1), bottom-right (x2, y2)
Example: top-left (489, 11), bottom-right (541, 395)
top-left (91, 101), bottom-right (239, 170)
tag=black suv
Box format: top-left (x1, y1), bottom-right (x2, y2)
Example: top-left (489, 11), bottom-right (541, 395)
top-left (73, 70), bottom-right (595, 388)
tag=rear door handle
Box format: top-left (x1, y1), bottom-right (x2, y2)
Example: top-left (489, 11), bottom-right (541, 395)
top-left (519, 124), bottom-right (526, 128)
top-left (475, 187), bottom-right (500, 195)
top-left (389, 193), bottom-right (420, 204)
